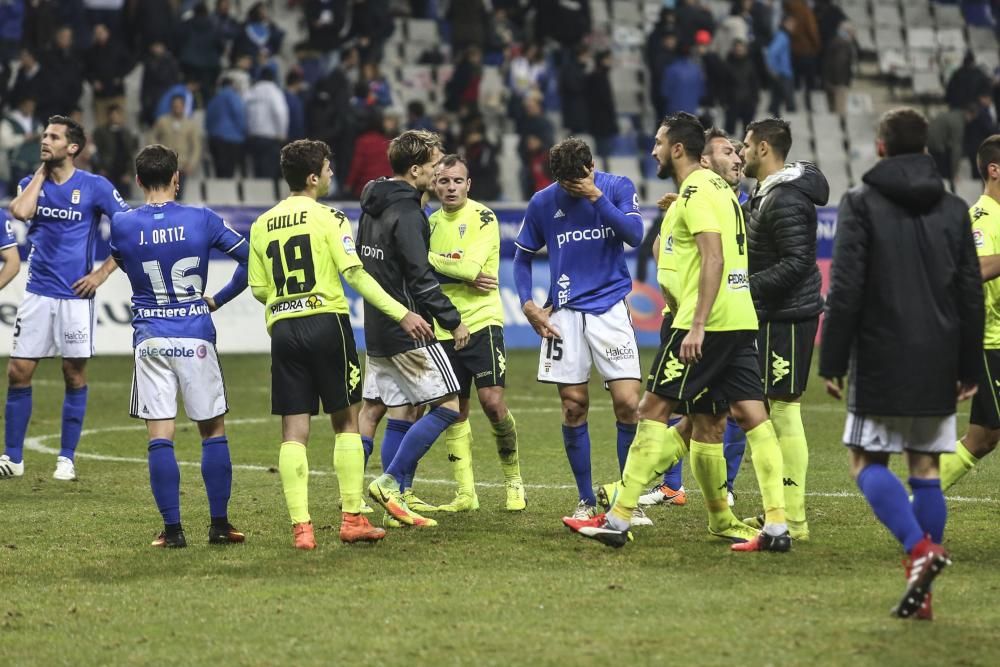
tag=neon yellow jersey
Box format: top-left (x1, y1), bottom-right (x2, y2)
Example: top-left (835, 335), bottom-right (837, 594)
top-left (672, 168), bottom-right (758, 331)
top-left (657, 205), bottom-right (680, 315)
top-left (972, 194), bottom-right (1000, 348)
top-left (248, 196), bottom-right (361, 332)
top-left (428, 199), bottom-right (504, 339)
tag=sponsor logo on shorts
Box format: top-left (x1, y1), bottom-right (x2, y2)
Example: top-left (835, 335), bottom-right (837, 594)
top-left (605, 344), bottom-right (636, 362)
top-left (771, 351), bottom-right (790, 383)
top-left (727, 269), bottom-right (749, 290)
top-left (659, 352), bottom-right (685, 384)
top-left (496, 349), bottom-right (506, 376)
top-left (349, 362), bottom-right (361, 391)
top-left (139, 345), bottom-right (200, 359)
top-left (270, 295), bottom-right (324, 315)
top-left (474, 370), bottom-right (493, 379)
top-left (64, 328), bottom-right (89, 344)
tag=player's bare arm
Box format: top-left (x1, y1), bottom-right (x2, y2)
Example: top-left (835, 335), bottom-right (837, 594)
top-left (72, 255), bottom-right (118, 298)
top-left (979, 254), bottom-right (1000, 281)
top-left (0, 246), bottom-right (21, 290)
top-left (8, 164), bottom-right (47, 221)
top-left (680, 231), bottom-right (724, 364)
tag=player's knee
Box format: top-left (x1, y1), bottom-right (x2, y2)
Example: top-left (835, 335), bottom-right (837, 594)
top-left (478, 391), bottom-right (506, 422)
top-left (61, 362), bottom-right (86, 389)
top-left (612, 399), bottom-right (639, 425)
top-left (7, 362), bottom-right (31, 387)
top-left (637, 393), bottom-right (670, 422)
top-left (561, 398), bottom-right (588, 425)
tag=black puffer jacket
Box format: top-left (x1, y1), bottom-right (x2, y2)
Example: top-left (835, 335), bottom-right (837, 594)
top-left (819, 154), bottom-right (983, 416)
top-left (747, 161), bottom-right (829, 321)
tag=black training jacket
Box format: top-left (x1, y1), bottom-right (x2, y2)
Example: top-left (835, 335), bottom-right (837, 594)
top-left (819, 154), bottom-right (983, 416)
top-left (356, 178), bottom-right (462, 357)
top-left (747, 161), bottom-right (829, 321)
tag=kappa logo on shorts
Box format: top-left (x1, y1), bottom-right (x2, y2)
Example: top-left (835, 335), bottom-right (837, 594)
top-left (771, 352), bottom-right (790, 383)
top-left (659, 352), bottom-right (685, 384)
top-left (349, 362), bottom-right (361, 391)
top-left (497, 349), bottom-right (506, 376)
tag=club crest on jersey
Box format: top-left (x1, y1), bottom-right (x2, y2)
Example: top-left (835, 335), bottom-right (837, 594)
top-left (342, 235), bottom-right (356, 254)
top-left (71, 189), bottom-right (81, 204)
top-left (459, 223), bottom-right (467, 238)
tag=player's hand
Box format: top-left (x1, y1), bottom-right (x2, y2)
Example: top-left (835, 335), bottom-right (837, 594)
top-left (470, 272), bottom-right (498, 291)
top-left (523, 301), bottom-right (561, 339)
top-left (400, 311), bottom-right (433, 342)
top-left (451, 323), bottom-right (471, 350)
top-left (559, 168), bottom-right (602, 202)
top-left (205, 296), bottom-right (219, 312)
top-left (658, 192), bottom-right (678, 210)
top-left (824, 377), bottom-right (844, 400)
top-left (957, 381), bottom-right (978, 401)
top-left (679, 325), bottom-right (705, 364)
top-left (71, 269), bottom-right (109, 298)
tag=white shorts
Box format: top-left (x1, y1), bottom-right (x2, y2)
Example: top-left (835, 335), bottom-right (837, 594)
top-left (365, 344), bottom-right (459, 408)
top-left (537, 301), bottom-right (641, 385)
top-left (362, 353), bottom-right (380, 402)
top-left (130, 337), bottom-right (228, 421)
top-left (11, 292), bottom-right (96, 359)
top-left (842, 412), bottom-right (957, 454)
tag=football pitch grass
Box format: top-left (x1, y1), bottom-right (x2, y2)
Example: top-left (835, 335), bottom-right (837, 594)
top-left (2, 350), bottom-right (998, 666)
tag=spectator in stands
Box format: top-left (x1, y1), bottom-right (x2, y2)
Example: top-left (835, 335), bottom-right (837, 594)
top-left (516, 93), bottom-right (554, 154)
top-left (0, 0), bottom-right (24, 62)
top-left (39, 26), bottom-right (83, 122)
top-left (928, 105), bottom-right (971, 189)
top-left (716, 5), bottom-right (751, 58)
top-left (947, 52), bottom-right (992, 111)
top-left (177, 2), bottom-right (227, 100)
top-left (141, 42), bottom-right (181, 127)
top-left (784, 0), bottom-right (821, 110)
top-left (304, 0), bottom-right (345, 53)
top-left (9, 49), bottom-right (42, 110)
top-left (212, 0), bottom-right (241, 55)
top-left (205, 76), bottom-right (247, 178)
top-left (92, 104), bottom-right (138, 197)
top-left (155, 78), bottom-right (200, 121)
top-left (358, 61), bottom-right (393, 109)
top-left (284, 70), bottom-right (307, 142)
top-left (153, 94), bottom-right (203, 182)
top-left (445, 46), bottom-right (484, 114)
top-left (767, 14), bottom-right (796, 116)
top-left (814, 0), bottom-right (847, 65)
top-left (222, 53), bottom-right (254, 96)
top-left (0, 96), bottom-right (41, 194)
top-left (822, 21), bottom-right (854, 116)
top-left (233, 2), bottom-right (284, 63)
top-left (586, 49), bottom-right (618, 160)
top-left (966, 93), bottom-right (999, 177)
top-left (20, 0), bottom-right (59, 54)
top-left (460, 119), bottom-right (501, 201)
top-left (244, 67), bottom-right (288, 180)
top-left (486, 4), bottom-right (521, 64)
top-left (434, 112), bottom-right (460, 154)
top-left (676, 0), bottom-right (716, 51)
top-left (507, 43), bottom-right (549, 120)
top-left (347, 0), bottom-right (393, 64)
top-left (307, 48), bottom-right (359, 180)
top-left (126, 0), bottom-right (178, 56)
top-left (647, 30), bottom-right (679, 122)
top-left (559, 44), bottom-right (590, 134)
top-left (535, 0), bottom-right (591, 48)
top-left (406, 101), bottom-right (435, 132)
top-left (344, 109), bottom-right (392, 199)
top-left (84, 24), bottom-right (131, 125)
top-left (661, 45), bottom-right (704, 115)
top-left (448, 0), bottom-right (488, 53)
top-left (520, 133), bottom-right (552, 199)
top-left (83, 0), bottom-right (125, 38)
top-left (724, 39), bottom-right (761, 135)
top-left (697, 29), bottom-right (729, 111)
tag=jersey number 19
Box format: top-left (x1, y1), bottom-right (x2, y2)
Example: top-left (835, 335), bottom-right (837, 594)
top-left (266, 235), bottom-right (316, 296)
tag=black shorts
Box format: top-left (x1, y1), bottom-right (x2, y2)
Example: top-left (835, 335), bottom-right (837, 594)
top-left (647, 328), bottom-right (764, 404)
top-left (758, 317), bottom-right (818, 397)
top-left (270, 313), bottom-right (362, 415)
top-left (442, 325), bottom-right (506, 398)
top-left (659, 314), bottom-right (728, 415)
top-left (971, 349), bottom-right (1000, 429)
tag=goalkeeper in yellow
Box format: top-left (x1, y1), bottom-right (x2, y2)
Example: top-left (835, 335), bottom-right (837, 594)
top-left (423, 154), bottom-right (525, 511)
top-left (248, 139), bottom-right (433, 549)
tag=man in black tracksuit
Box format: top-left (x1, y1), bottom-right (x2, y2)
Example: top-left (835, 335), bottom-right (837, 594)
top-left (357, 129), bottom-right (471, 528)
top-left (741, 118), bottom-right (829, 542)
top-left (820, 108), bottom-right (983, 620)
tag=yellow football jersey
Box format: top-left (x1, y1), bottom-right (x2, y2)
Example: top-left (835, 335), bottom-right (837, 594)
top-left (972, 194), bottom-right (1000, 349)
top-left (657, 205), bottom-right (680, 315)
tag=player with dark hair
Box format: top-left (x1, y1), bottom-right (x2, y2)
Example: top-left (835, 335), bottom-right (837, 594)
top-left (821, 108), bottom-right (983, 618)
top-left (248, 139), bottom-right (432, 549)
top-left (941, 134), bottom-right (1000, 491)
top-left (358, 129), bottom-right (471, 529)
top-left (740, 117), bottom-right (829, 541)
top-left (512, 136), bottom-right (646, 525)
top-left (1, 115), bottom-right (129, 481)
top-left (564, 113), bottom-right (789, 551)
top-left (109, 144), bottom-right (248, 548)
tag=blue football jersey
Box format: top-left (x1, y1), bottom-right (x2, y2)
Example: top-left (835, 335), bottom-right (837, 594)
top-left (110, 202), bottom-right (247, 346)
top-left (515, 171), bottom-right (641, 314)
top-left (18, 170), bottom-right (130, 299)
top-left (0, 210), bottom-right (16, 250)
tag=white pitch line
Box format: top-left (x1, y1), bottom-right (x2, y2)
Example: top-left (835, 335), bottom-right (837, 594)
top-left (20, 420), bottom-right (998, 503)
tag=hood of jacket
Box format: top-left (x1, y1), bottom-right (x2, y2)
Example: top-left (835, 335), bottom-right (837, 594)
top-left (861, 153), bottom-right (945, 213)
top-left (757, 161), bottom-right (829, 206)
top-left (360, 177), bottom-right (421, 217)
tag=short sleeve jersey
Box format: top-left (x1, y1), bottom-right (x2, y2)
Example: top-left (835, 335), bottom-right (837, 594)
top-left (657, 205), bottom-right (680, 315)
top-left (972, 194), bottom-right (1000, 349)
top-left (0, 210), bottom-right (17, 250)
top-left (110, 202), bottom-right (246, 346)
top-left (18, 170), bottom-right (130, 299)
top-left (515, 171), bottom-right (640, 314)
top-left (248, 195), bottom-right (361, 332)
top-left (672, 168), bottom-right (758, 331)
top-left (428, 198), bottom-right (504, 339)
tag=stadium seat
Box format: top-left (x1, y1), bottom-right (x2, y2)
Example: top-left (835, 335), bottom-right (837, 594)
top-left (874, 27), bottom-right (905, 50)
top-left (204, 178), bottom-right (241, 206)
top-left (606, 156), bottom-right (642, 184)
top-left (901, 2), bottom-right (935, 27)
top-left (908, 48), bottom-right (937, 72)
top-left (855, 27), bottom-right (876, 53)
top-left (955, 178), bottom-right (982, 205)
top-left (240, 179), bottom-right (277, 206)
top-left (843, 1), bottom-right (872, 28)
top-left (933, 3), bottom-right (965, 29)
top-left (873, 4), bottom-right (903, 28)
top-left (907, 27), bottom-right (937, 50)
top-left (612, 1), bottom-right (643, 26)
top-left (407, 18), bottom-right (439, 44)
top-left (969, 27), bottom-right (996, 50)
top-left (912, 71), bottom-right (945, 98)
top-left (935, 27), bottom-right (966, 52)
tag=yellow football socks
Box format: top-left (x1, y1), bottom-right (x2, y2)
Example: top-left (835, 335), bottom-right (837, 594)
top-left (770, 400), bottom-right (808, 528)
top-left (611, 419), bottom-right (687, 524)
top-left (939, 440), bottom-right (979, 491)
top-left (690, 439), bottom-right (742, 532)
top-left (446, 420), bottom-right (476, 496)
top-left (746, 420), bottom-right (787, 527)
top-left (279, 441), bottom-right (310, 524)
top-left (333, 433), bottom-right (365, 514)
top-left (492, 411), bottom-right (521, 482)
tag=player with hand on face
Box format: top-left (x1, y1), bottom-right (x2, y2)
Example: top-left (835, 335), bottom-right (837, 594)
top-left (1, 115), bottom-right (130, 481)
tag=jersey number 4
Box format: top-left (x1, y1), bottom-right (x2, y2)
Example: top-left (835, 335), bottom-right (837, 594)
top-left (266, 235), bottom-right (316, 296)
